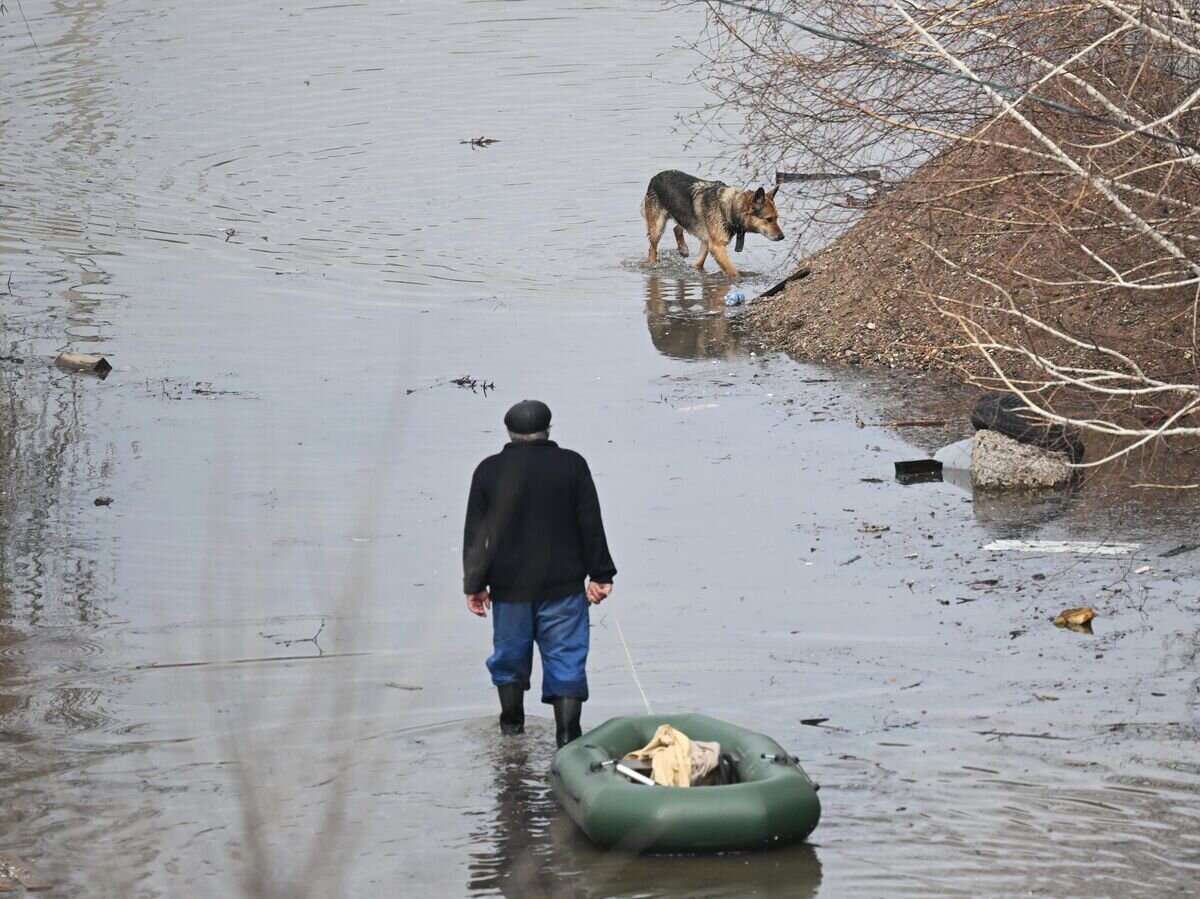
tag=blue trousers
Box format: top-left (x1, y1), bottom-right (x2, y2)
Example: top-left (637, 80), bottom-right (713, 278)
top-left (487, 592), bottom-right (589, 703)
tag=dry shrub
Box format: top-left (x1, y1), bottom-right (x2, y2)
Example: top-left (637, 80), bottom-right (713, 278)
top-left (694, 0), bottom-right (1200, 474)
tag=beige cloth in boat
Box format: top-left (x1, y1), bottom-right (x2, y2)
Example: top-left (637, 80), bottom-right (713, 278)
top-left (689, 739), bottom-right (721, 783)
top-left (624, 725), bottom-right (721, 787)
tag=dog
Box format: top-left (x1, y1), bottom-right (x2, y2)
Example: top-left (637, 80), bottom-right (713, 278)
top-left (640, 170), bottom-right (784, 278)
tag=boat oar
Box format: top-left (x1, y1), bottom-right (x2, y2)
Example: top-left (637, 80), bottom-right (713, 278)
top-left (589, 758), bottom-right (657, 786)
top-left (617, 763), bottom-right (657, 786)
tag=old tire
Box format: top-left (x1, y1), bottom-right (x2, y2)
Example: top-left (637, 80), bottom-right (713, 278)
top-left (970, 393), bottom-right (1084, 463)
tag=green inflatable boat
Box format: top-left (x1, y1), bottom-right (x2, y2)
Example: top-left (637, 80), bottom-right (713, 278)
top-left (550, 713), bottom-right (821, 853)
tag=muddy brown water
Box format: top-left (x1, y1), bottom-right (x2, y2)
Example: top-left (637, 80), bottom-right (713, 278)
top-left (2, 2), bottom-right (1198, 897)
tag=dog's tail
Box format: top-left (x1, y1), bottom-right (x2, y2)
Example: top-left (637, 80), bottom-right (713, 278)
top-left (639, 186), bottom-right (663, 224)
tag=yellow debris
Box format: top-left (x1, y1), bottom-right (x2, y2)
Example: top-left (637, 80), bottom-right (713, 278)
top-left (1053, 607), bottom-right (1096, 628)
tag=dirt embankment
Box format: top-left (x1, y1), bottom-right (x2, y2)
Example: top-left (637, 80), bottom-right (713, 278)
top-left (747, 133), bottom-right (1200, 400)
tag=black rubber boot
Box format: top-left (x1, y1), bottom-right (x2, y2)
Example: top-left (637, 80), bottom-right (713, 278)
top-left (553, 697), bottom-right (583, 748)
top-left (497, 684), bottom-right (525, 736)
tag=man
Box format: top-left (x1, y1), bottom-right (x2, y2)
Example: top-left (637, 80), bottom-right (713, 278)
top-left (463, 400), bottom-right (616, 748)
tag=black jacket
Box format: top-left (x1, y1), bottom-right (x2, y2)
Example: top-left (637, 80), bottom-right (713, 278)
top-left (463, 440), bottom-right (616, 602)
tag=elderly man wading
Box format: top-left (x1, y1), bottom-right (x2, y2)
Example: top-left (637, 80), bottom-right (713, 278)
top-left (463, 400), bottom-right (617, 747)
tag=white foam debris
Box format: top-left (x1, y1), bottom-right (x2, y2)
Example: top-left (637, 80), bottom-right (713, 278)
top-left (982, 539), bottom-right (1140, 555)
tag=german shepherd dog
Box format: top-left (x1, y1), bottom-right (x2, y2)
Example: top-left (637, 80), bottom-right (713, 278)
top-left (641, 170), bottom-right (784, 278)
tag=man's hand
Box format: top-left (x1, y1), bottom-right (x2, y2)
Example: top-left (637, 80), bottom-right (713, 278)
top-left (466, 590), bottom-right (491, 617)
top-left (586, 582), bottom-right (613, 605)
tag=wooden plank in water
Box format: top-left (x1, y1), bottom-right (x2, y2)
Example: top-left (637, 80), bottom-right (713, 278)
top-left (54, 351), bottom-right (112, 375)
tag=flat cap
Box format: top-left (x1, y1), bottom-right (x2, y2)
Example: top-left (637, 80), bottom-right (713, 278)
top-left (504, 399), bottom-right (552, 435)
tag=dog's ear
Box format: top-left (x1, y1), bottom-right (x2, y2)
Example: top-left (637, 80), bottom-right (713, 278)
top-left (768, 185), bottom-right (780, 200)
top-left (752, 186), bottom-right (766, 206)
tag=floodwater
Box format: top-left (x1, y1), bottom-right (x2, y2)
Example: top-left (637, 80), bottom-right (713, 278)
top-left (1, 2), bottom-right (1198, 897)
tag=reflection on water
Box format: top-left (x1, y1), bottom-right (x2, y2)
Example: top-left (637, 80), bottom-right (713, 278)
top-left (0, 0), bottom-right (122, 822)
top-left (559, 834), bottom-right (822, 899)
top-left (0, 327), bottom-right (120, 890)
top-left (467, 738), bottom-right (570, 899)
top-left (0, 625), bottom-right (22, 724)
top-left (0, 339), bottom-right (105, 613)
top-left (467, 731), bottom-right (822, 899)
top-left (968, 485), bottom-right (1077, 537)
top-left (644, 273), bottom-right (755, 360)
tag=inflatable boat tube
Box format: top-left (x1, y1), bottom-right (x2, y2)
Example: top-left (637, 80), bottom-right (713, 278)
top-left (550, 713), bottom-right (821, 853)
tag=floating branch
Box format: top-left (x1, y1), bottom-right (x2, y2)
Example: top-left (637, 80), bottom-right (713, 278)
top-left (460, 136), bottom-right (500, 148)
